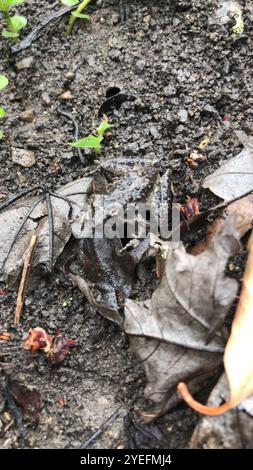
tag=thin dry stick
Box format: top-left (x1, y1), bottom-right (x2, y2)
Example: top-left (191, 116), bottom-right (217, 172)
top-left (14, 234), bottom-right (37, 325)
top-left (178, 230), bottom-right (253, 416)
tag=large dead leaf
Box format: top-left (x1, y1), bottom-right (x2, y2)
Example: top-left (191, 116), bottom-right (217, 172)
top-left (179, 229), bottom-right (253, 415)
top-left (124, 218), bottom-right (241, 419)
top-left (190, 374), bottom-right (253, 449)
top-left (0, 178), bottom-right (92, 283)
top-left (202, 131), bottom-right (253, 200)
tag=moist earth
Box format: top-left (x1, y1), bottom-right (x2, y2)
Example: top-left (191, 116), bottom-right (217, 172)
top-left (0, 0), bottom-right (252, 448)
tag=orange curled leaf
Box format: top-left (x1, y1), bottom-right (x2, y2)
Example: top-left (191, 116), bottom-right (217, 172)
top-left (178, 230), bottom-right (253, 415)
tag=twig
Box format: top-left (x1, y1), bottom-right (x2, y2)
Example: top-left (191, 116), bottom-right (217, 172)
top-left (14, 234), bottom-right (37, 325)
top-left (11, 4), bottom-right (83, 54)
top-left (57, 108), bottom-right (85, 165)
top-left (80, 407), bottom-right (122, 449)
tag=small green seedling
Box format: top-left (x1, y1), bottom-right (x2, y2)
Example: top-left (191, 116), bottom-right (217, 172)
top-left (0, 74), bottom-right (9, 140)
top-left (70, 119), bottom-right (112, 153)
top-left (231, 8), bottom-right (244, 35)
top-left (61, 0), bottom-right (91, 34)
top-left (0, 0), bottom-right (27, 40)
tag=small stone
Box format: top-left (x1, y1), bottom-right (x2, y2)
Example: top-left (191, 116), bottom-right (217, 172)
top-left (87, 55), bottom-right (95, 67)
top-left (134, 98), bottom-right (145, 110)
top-left (109, 49), bottom-right (121, 61)
top-left (150, 126), bottom-right (160, 138)
top-left (202, 104), bottom-right (218, 115)
top-left (125, 142), bottom-right (139, 155)
top-left (59, 91), bottom-right (73, 101)
top-left (41, 92), bottom-right (51, 107)
top-left (164, 85), bottom-right (177, 96)
top-left (19, 108), bottom-right (35, 123)
top-left (62, 152), bottom-right (73, 160)
top-left (178, 109), bottom-right (188, 123)
top-left (136, 59), bottom-right (146, 71)
top-left (65, 71), bottom-right (76, 81)
top-left (12, 148), bottom-right (36, 168)
top-left (16, 56), bottom-right (34, 71)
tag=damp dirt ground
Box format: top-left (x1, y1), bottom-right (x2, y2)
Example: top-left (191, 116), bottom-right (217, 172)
top-left (0, 0), bottom-right (252, 449)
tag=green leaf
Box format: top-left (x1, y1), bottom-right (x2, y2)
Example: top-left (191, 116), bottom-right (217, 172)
top-left (0, 107), bottom-right (6, 118)
top-left (97, 120), bottom-right (111, 136)
top-left (70, 135), bottom-right (103, 151)
top-left (2, 29), bottom-right (19, 38)
top-left (61, 0), bottom-right (79, 6)
top-left (10, 14), bottom-right (27, 32)
top-left (4, 0), bottom-right (25, 6)
top-left (0, 130), bottom-right (4, 140)
top-left (0, 0), bottom-right (25, 11)
top-left (0, 75), bottom-right (8, 91)
top-left (71, 12), bottom-right (90, 20)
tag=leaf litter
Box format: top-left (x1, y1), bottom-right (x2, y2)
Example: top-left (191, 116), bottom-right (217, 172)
top-left (202, 131), bottom-right (253, 200)
top-left (0, 143), bottom-right (253, 446)
top-left (124, 217), bottom-right (241, 419)
top-left (0, 177), bottom-right (92, 283)
top-left (178, 229), bottom-right (253, 415)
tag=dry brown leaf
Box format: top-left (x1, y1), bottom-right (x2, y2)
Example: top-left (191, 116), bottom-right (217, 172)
top-left (0, 178), bottom-right (92, 283)
top-left (178, 230), bottom-right (253, 415)
top-left (202, 131), bottom-right (253, 200)
top-left (124, 217), bottom-right (241, 419)
top-left (191, 194), bottom-right (253, 255)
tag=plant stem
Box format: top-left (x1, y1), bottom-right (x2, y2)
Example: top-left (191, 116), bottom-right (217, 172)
top-left (67, 0), bottom-right (92, 35)
top-left (4, 9), bottom-right (14, 32)
top-left (3, 9), bottom-right (18, 42)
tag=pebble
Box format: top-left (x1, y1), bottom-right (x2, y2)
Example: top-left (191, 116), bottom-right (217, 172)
top-left (41, 92), bottom-right (51, 107)
top-left (150, 126), bottom-right (160, 138)
top-left (109, 49), bottom-right (121, 61)
top-left (164, 85), bottom-right (177, 96)
top-left (178, 109), bottom-right (188, 123)
top-left (124, 142), bottom-right (139, 155)
top-left (202, 104), bottom-right (218, 115)
top-left (19, 108), bottom-right (35, 123)
top-left (59, 90), bottom-right (73, 101)
top-left (16, 56), bottom-right (34, 71)
top-left (12, 148), bottom-right (36, 167)
top-left (136, 59), bottom-right (146, 71)
top-left (65, 71), bottom-right (76, 81)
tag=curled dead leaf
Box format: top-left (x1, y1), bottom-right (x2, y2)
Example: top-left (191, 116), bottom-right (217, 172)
top-left (202, 131), bottom-right (253, 200)
top-left (124, 217), bottom-right (240, 418)
top-left (178, 230), bottom-right (253, 415)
